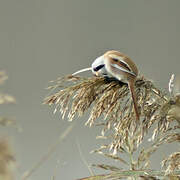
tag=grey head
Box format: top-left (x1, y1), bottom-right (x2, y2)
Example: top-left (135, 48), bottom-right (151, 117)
top-left (91, 55), bottom-right (108, 76)
top-left (72, 55), bottom-right (109, 77)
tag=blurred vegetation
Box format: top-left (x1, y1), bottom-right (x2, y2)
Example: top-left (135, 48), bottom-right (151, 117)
top-left (0, 71), bottom-right (16, 180)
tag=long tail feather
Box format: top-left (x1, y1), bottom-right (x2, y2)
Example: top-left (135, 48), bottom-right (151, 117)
top-left (128, 80), bottom-right (139, 121)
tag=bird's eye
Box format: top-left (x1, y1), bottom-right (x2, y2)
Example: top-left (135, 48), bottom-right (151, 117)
top-left (112, 58), bottom-right (119, 62)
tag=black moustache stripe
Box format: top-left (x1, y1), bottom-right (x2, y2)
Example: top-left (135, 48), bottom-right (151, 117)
top-left (93, 64), bottom-right (105, 72)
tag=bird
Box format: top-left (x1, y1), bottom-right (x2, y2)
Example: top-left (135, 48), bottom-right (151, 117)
top-left (72, 50), bottom-right (139, 120)
top-left (93, 50), bottom-right (139, 121)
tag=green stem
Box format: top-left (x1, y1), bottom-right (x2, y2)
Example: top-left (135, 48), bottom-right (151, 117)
top-left (108, 170), bottom-right (180, 179)
top-left (77, 170), bottom-right (180, 180)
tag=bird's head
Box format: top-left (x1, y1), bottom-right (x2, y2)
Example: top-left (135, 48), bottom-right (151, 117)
top-left (91, 55), bottom-right (108, 77)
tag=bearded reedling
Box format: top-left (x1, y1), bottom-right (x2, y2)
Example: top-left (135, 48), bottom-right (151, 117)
top-left (72, 50), bottom-right (140, 120)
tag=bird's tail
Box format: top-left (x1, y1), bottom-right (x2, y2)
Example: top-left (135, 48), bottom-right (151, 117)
top-left (128, 80), bottom-right (139, 121)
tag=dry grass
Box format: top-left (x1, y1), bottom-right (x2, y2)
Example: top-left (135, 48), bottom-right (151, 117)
top-left (0, 70), bottom-right (16, 180)
top-left (44, 74), bottom-right (180, 179)
top-left (0, 138), bottom-right (15, 180)
top-left (0, 71), bottom-right (16, 128)
top-left (0, 71), bottom-right (15, 105)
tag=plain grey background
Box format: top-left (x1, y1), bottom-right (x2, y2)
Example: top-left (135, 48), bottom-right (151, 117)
top-left (0, 0), bottom-right (179, 179)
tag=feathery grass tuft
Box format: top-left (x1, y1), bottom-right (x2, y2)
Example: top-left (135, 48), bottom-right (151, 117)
top-left (44, 74), bottom-right (180, 179)
top-left (0, 71), bottom-right (16, 128)
top-left (0, 70), bottom-right (16, 180)
top-left (0, 138), bottom-right (15, 180)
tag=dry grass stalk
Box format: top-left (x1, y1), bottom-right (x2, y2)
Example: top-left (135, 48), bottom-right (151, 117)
top-left (0, 71), bottom-right (15, 105)
top-left (0, 138), bottom-right (15, 180)
top-left (0, 71), bottom-right (16, 180)
top-left (0, 70), bottom-right (16, 127)
top-left (0, 94), bottom-right (15, 105)
top-left (44, 74), bottom-right (180, 179)
top-left (162, 152), bottom-right (180, 175)
top-left (22, 124), bottom-right (74, 180)
top-left (77, 169), bottom-right (180, 180)
top-left (0, 71), bottom-right (8, 85)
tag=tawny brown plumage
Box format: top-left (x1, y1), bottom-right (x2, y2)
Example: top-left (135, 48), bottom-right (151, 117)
top-left (104, 50), bottom-right (139, 121)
